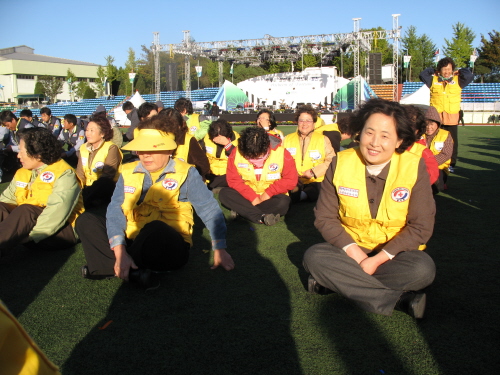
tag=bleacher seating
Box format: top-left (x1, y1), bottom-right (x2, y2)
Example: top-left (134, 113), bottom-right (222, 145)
top-left (401, 82), bottom-right (500, 103)
top-left (369, 85), bottom-right (394, 101)
top-left (13, 87), bottom-right (220, 118)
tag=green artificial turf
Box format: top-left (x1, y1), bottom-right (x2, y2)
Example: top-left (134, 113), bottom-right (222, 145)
top-left (1, 126), bottom-right (499, 374)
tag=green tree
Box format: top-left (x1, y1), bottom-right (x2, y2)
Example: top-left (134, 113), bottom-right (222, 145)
top-left (34, 81), bottom-right (45, 97)
top-left (105, 55), bottom-right (119, 95)
top-left (75, 81), bottom-right (89, 100)
top-left (443, 22), bottom-right (476, 68)
top-left (474, 30), bottom-right (500, 82)
top-left (401, 26), bottom-right (436, 81)
top-left (83, 86), bottom-right (96, 99)
top-left (66, 69), bottom-right (77, 101)
top-left (38, 75), bottom-right (63, 103)
top-left (94, 66), bottom-right (107, 97)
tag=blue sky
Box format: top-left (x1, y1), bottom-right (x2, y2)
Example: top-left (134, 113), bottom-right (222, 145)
top-left (1, 0), bottom-right (498, 68)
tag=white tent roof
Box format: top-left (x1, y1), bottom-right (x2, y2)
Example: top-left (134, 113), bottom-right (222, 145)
top-left (400, 84), bottom-right (430, 105)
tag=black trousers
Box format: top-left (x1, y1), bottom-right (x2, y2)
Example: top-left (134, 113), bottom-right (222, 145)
top-left (81, 178), bottom-right (116, 209)
top-left (441, 125), bottom-right (458, 166)
top-left (75, 212), bottom-right (190, 276)
top-left (303, 243), bottom-right (436, 316)
top-left (207, 174), bottom-right (228, 190)
top-left (219, 187), bottom-right (291, 223)
top-left (0, 202), bottom-right (77, 253)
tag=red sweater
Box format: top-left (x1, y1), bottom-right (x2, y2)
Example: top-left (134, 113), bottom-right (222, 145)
top-left (408, 139), bottom-right (439, 185)
top-left (226, 146), bottom-right (298, 202)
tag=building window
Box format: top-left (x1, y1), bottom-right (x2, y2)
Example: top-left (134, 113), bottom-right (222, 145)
top-left (89, 78), bottom-right (96, 83)
top-left (18, 75), bottom-right (35, 80)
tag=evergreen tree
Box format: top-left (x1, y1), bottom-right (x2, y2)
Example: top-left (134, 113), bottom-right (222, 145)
top-left (83, 86), bottom-right (96, 99)
top-left (443, 22), bottom-right (476, 68)
top-left (75, 81), bottom-right (89, 100)
top-left (401, 26), bottom-right (436, 81)
top-left (37, 75), bottom-right (63, 104)
top-left (474, 30), bottom-right (500, 82)
top-left (95, 66), bottom-right (106, 97)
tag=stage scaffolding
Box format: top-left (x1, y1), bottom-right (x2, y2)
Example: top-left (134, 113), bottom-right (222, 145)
top-left (152, 15), bottom-right (401, 107)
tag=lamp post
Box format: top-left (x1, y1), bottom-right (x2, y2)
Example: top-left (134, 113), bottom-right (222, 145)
top-left (129, 72), bottom-right (137, 96)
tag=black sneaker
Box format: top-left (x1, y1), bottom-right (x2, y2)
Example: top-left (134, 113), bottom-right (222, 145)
top-left (307, 275), bottom-right (334, 295)
top-left (395, 291), bottom-right (427, 319)
top-left (128, 269), bottom-right (160, 291)
top-left (81, 265), bottom-right (114, 280)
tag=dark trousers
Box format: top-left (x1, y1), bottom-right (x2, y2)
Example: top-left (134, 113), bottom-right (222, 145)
top-left (219, 187), bottom-right (291, 223)
top-left (433, 169), bottom-right (448, 194)
top-left (303, 243), bottom-right (436, 316)
top-left (75, 212), bottom-right (190, 276)
top-left (82, 178), bottom-right (116, 209)
top-left (442, 125), bottom-right (458, 166)
top-left (303, 182), bottom-right (321, 202)
top-left (207, 174), bottom-right (228, 190)
top-left (0, 202), bottom-right (77, 253)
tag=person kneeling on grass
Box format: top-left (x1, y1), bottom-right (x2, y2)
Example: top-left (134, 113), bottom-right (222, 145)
top-left (75, 128), bottom-right (234, 289)
top-left (0, 127), bottom-right (84, 257)
top-left (218, 126), bottom-right (298, 226)
top-left (303, 99), bottom-right (436, 319)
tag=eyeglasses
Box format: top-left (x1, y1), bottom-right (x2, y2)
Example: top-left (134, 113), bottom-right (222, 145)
top-left (298, 119), bottom-right (314, 124)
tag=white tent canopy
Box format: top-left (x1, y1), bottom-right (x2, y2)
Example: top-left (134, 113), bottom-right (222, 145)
top-left (113, 91), bottom-right (146, 126)
top-left (400, 84), bottom-right (430, 105)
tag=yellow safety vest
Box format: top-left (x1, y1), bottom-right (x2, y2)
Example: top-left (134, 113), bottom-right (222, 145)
top-left (334, 148), bottom-right (424, 251)
top-left (175, 133), bottom-right (195, 163)
top-left (233, 146), bottom-right (285, 195)
top-left (315, 123), bottom-right (339, 133)
top-left (13, 159), bottom-right (84, 227)
top-left (424, 128), bottom-right (452, 170)
top-left (407, 142), bottom-right (427, 158)
top-left (203, 131), bottom-right (239, 176)
top-left (314, 117), bottom-right (326, 129)
top-left (430, 75), bottom-right (462, 114)
top-left (187, 114), bottom-right (200, 136)
top-left (284, 132), bottom-right (326, 184)
top-left (79, 141), bottom-right (122, 186)
top-left (120, 160), bottom-right (194, 244)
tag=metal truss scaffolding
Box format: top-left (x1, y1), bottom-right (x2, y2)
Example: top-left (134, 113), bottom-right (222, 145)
top-left (151, 16), bottom-right (402, 105)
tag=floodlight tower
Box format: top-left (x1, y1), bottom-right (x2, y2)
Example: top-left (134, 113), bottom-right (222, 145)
top-left (392, 14), bottom-right (401, 101)
top-left (353, 18), bottom-right (362, 108)
top-left (183, 30), bottom-right (191, 100)
top-left (153, 32), bottom-right (161, 100)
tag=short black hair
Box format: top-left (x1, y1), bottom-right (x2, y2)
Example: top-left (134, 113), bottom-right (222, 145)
top-left (294, 105), bottom-right (318, 123)
top-left (0, 110), bottom-right (17, 124)
top-left (208, 119), bottom-right (233, 140)
top-left (122, 101), bottom-right (135, 111)
top-left (337, 114), bottom-right (353, 135)
top-left (238, 126), bottom-right (270, 159)
top-left (437, 57), bottom-right (456, 72)
top-left (40, 107), bottom-right (52, 116)
top-left (138, 102), bottom-right (158, 120)
top-left (140, 108), bottom-right (186, 146)
top-left (350, 98), bottom-right (415, 154)
top-left (18, 127), bottom-right (61, 165)
top-left (403, 105), bottom-right (427, 139)
top-left (256, 109), bottom-right (277, 130)
top-left (174, 98), bottom-right (193, 115)
top-left (20, 109), bottom-right (33, 118)
top-left (64, 114), bottom-right (77, 125)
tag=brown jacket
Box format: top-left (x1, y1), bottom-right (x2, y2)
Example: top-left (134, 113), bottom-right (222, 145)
top-left (314, 154), bottom-right (435, 256)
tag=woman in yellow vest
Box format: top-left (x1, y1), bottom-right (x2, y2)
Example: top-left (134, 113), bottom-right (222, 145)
top-left (420, 57), bottom-right (473, 172)
top-left (174, 97), bottom-right (210, 141)
top-left (219, 126), bottom-right (298, 226)
top-left (0, 127), bottom-right (83, 255)
top-left (141, 108), bottom-right (210, 181)
top-left (199, 118), bottom-right (239, 191)
top-left (256, 109), bottom-right (284, 141)
top-left (303, 99), bottom-right (436, 319)
top-left (422, 106), bottom-right (453, 193)
top-left (284, 105), bottom-right (335, 202)
top-left (76, 113), bottom-right (122, 209)
top-left (75, 128), bottom-right (234, 287)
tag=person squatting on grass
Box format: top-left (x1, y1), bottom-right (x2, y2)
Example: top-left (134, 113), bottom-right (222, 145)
top-left (422, 105), bottom-right (453, 193)
top-left (0, 127), bottom-right (84, 257)
top-left (199, 118), bottom-right (240, 191)
top-left (76, 128), bottom-right (234, 288)
top-left (303, 99), bottom-right (436, 319)
top-left (284, 105), bottom-right (335, 203)
top-left (218, 126), bottom-right (298, 226)
top-left (76, 113), bottom-right (123, 209)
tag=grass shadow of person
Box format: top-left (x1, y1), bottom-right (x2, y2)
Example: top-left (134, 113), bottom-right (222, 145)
top-left (62, 208), bottom-right (303, 374)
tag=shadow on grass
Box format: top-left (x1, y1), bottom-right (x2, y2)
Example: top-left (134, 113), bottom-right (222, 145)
top-left (0, 245), bottom-right (77, 317)
top-left (63, 211), bottom-right (303, 374)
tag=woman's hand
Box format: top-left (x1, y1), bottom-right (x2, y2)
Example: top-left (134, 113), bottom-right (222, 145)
top-left (212, 135), bottom-right (230, 146)
top-left (112, 244), bottom-right (138, 280)
top-left (359, 251), bottom-right (390, 275)
top-left (211, 249), bottom-right (235, 271)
